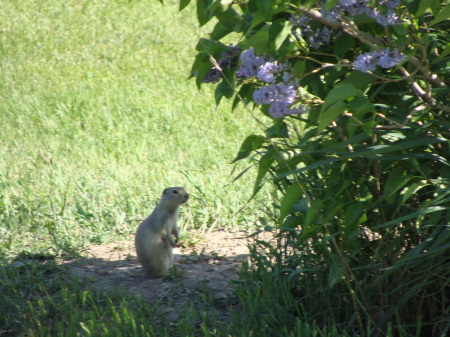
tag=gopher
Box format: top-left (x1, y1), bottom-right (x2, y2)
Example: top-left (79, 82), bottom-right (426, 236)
top-left (135, 187), bottom-right (189, 278)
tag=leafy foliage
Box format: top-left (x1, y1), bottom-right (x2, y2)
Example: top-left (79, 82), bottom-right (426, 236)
top-left (181, 0), bottom-right (450, 335)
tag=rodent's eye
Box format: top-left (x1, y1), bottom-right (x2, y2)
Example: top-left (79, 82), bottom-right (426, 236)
top-left (172, 190), bottom-right (178, 194)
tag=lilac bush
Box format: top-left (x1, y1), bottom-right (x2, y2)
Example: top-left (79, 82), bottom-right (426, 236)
top-left (183, 0), bottom-right (450, 335)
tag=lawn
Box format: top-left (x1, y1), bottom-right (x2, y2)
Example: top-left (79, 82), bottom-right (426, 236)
top-left (0, 1), bottom-right (276, 335)
top-left (0, 0), bottom-right (268, 256)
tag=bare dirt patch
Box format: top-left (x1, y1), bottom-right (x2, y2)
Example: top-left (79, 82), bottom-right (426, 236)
top-left (63, 230), bottom-right (274, 315)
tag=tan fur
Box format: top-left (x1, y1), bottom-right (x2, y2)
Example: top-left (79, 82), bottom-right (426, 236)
top-left (135, 187), bottom-right (189, 278)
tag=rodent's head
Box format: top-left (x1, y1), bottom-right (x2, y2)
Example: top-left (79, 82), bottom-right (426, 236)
top-left (163, 187), bottom-right (189, 204)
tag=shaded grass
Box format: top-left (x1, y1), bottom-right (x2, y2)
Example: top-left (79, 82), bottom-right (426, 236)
top-left (0, 0), bottom-right (268, 255)
top-left (0, 255), bottom-right (217, 336)
top-left (0, 254), bottom-right (357, 337)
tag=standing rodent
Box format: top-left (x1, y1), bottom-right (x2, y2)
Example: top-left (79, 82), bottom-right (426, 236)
top-left (135, 187), bottom-right (189, 279)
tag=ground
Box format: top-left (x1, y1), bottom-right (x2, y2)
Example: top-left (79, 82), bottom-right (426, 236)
top-left (63, 229), bottom-right (274, 317)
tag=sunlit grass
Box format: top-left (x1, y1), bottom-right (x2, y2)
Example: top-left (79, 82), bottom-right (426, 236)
top-left (0, 0), bottom-right (268, 255)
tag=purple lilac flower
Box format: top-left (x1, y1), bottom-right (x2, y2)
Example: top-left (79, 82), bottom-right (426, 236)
top-left (289, 14), bottom-right (311, 27)
top-left (376, 48), bottom-right (406, 68)
top-left (367, 8), bottom-right (399, 25)
top-left (253, 83), bottom-right (296, 105)
top-left (292, 0), bottom-right (401, 30)
top-left (253, 83), bottom-right (309, 118)
top-left (354, 48), bottom-right (406, 72)
top-left (339, 0), bottom-right (368, 16)
top-left (335, 0), bottom-right (401, 25)
top-left (253, 85), bottom-right (276, 105)
top-left (354, 52), bottom-right (378, 72)
top-left (320, 5), bottom-right (344, 22)
top-left (268, 102), bottom-right (310, 118)
top-left (269, 102), bottom-right (291, 118)
top-left (339, 0), bottom-right (359, 5)
top-left (282, 71), bottom-right (293, 83)
top-left (237, 47), bottom-right (265, 78)
top-left (308, 27), bottom-right (333, 49)
top-left (257, 61), bottom-right (281, 83)
top-left (238, 48), bottom-right (311, 118)
top-left (291, 14), bottom-right (336, 49)
top-left (379, 0), bottom-right (401, 10)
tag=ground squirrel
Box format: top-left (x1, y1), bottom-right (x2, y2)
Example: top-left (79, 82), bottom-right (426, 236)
top-left (135, 187), bottom-right (189, 278)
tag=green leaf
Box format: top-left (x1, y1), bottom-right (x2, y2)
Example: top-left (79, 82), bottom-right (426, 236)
top-left (253, 147), bottom-right (276, 195)
top-left (317, 84), bottom-right (357, 132)
top-left (215, 65), bottom-right (236, 105)
top-left (322, 84), bottom-right (357, 109)
top-left (280, 183), bottom-right (304, 222)
top-left (283, 215), bottom-right (303, 230)
top-left (363, 121), bottom-right (377, 135)
top-left (431, 3), bottom-right (450, 25)
top-left (242, 26), bottom-right (270, 55)
top-left (333, 34), bottom-right (355, 57)
top-left (269, 18), bottom-right (293, 52)
top-left (382, 168), bottom-right (412, 204)
top-left (190, 52), bottom-right (212, 88)
top-left (392, 22), bottom-right (409, 36)
top-left (179, 0), bottom-right (192, 11)
top-left (195, 38), bottom-right (226, 54)
top-left (343, 205), bottom-right (363, 237)
top-left (232, 84), bottom-right (253, 110)
top-left (437, 42), bottom-right (450, 59)
top-left (342, 71), bottom-right (376, 91)
top-left (318, 100), bottom-right (347, 132)
top-left (347, 96), bottom-right (373, 136)
top-left (325, 0), bottom-right (339, 12)
top-left (279, 137), bottom-right (448, 178)
top-left (404, 0), bottom-right (421, 16)
top-left (265, 121), bottom-right (289, 138)
top-left (323, 201), bottom-right (346, 222)
top-left (231, 135), bottom-right (266, 163)
top-left (215, 7), bottom-right (246, 31)
top-left (348, 95), bottom-right (374, 119)
top-left (197, 0), bottom-right (212, 26)
top-left (257, 0), bottom-right (273, 19)
top-left (210, 21), bottom-right (233, 40)
top-left (215, 78), bottom-right (234, 105)
top-left (327, 254), bottom-right (344, 289)
top-left (400, 181), bottom-right (428, 204)
top-left (205, 0), bottom-right (229, 14)
top-left (304, 199), bottom-right (324, 227)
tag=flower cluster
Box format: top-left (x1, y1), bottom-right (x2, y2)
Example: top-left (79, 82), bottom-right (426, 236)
top-left (253, 83), bottom-right (310, 118)
top-left (202, 46), bottom-right (240, 83)
top-left (354, 48), bottom-right (406, 73)
top-left (291, 0), bottom-right (402, 45)
top-left (237, 48), bottom-right (310, 118)
top-left (330, 0), bottom-right (401, 25)
top-left (237, 48), bottom-right (271, 79)
top-left (290, 15), bottom-right (335, 49)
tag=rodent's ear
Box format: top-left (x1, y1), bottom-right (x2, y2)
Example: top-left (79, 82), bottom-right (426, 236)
top-left (163, 188), bottom-right (168, 195)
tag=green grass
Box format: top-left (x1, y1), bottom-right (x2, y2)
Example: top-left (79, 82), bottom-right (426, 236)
top-left (0, 255), bottom-right (215, 336)
top-left (0, 254), bottom-right (354, 337)
top-left (0, 0), bottom-right (268, 255)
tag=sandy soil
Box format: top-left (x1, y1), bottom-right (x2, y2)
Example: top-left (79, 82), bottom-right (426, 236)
top-left (62, 230), bottom-right (274, 316)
